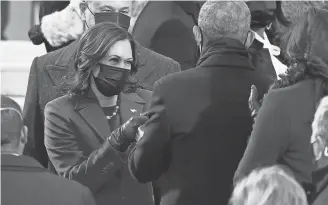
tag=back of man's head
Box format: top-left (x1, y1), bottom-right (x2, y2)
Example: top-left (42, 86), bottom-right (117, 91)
top-left (198, 0), bottom-right (251, 42)
top-left (1, 95), bottom-right (26, 152)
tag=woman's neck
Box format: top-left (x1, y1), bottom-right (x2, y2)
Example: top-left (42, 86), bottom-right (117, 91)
top-left (90, 78), bottom-right (118, 107)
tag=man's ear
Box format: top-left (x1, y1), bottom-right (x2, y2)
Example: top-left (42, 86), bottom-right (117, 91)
top-left (244, 31), bottom-right (255, 49)
top-left (193, 25), bottom-right (202, 46)
top-left (21, 126), bottom-right (28, 144)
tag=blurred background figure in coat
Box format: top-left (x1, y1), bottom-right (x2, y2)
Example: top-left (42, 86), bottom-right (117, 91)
top-left (230, 166), bottom-right (308, 205)
top-left (1, 95), bottom-right (96, 205)
top-left (310, 96), bottom-right (328, 205)
top-left (132, 1), bottom-right (203, 70)
top-left (28, 1), bottom-right (73, 53)
top-left (234, 8), bottom-right (328, 203)
top-left (246, 1), bottom-right (291, 81)
top-left (129, 1), bottom-right (271, 205)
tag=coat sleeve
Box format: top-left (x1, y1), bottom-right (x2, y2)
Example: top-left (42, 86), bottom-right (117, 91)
top-left (234, 89), bottom-right (290, 184)
top-left (23, 57), bottom-right (48, 166)
top-left (44, 101), bottom-right (124, 193)
top-left (81, 187), bottom-right (96, 205)
top-left (129, 80), bottom-right (171, 183)
top-left (150, 19), bottom-right (197, 71)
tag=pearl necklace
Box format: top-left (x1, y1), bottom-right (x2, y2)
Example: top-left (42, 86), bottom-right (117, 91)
top-left (106, 105), bottom-right (120, 120)
top-left (105, 97), bottom-right (120, 120)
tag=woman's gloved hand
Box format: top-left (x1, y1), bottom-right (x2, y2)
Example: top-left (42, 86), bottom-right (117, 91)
top-left (108, 115), bottom-right (148, 152)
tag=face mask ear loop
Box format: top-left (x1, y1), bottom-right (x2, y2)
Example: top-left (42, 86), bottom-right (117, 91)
top-left (83, 3), bottom-right (95, 29)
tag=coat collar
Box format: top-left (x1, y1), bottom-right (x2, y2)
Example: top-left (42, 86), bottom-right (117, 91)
top-left (197, 38), bottom-right (254, 70)
top-left (73, 90), bottom-right (146, 141)
top-left (1, 155), bottom-right (46, 171)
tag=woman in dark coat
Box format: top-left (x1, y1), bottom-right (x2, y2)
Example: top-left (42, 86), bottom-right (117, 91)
top-left (44, 22), bottom-right (153, 205)
top-left (234, 8), bottom-right (328, 202)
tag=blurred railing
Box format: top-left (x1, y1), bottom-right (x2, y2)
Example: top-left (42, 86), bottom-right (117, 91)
top-left (0, 40), bottom-right (46, 109)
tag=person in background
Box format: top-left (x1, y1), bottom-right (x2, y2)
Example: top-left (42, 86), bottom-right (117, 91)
top-left (132, 1), bottom-right (203, 70)
top-left (246, 1), bottom-right (291, 81)
top-left (23, 0), bottom-right (180, 169)
top-left (310, 96), bottom-right (328, 205)
top-left (234, 8), bottom-right (328, 202)
top-left (229, 166), bottom-right (308, 205)
top-left (129, 1), bottom-right (271, 205)
top-left (1, 95), bottom-right (96, 205)
top-left (28, 1), bottom-right (71, 53)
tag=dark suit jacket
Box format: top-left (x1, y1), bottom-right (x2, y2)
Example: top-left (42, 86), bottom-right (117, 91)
top-left (248, 39), bottom-right (277, 83)
top-left (23, 39), bottom-right (180, 168)
top-left (129, 38), bottom-right (271, 205)
top-left (234, 80), bottom-right (318, 186)
top-left (1, 155), bottom-right (95, 205)
top-left (132, 1), bottom-right (200, 70)
top-left (44, 89), bottom-right (153, 205)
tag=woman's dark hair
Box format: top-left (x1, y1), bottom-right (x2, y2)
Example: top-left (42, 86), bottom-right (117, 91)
top-left (271, 8), bottom-right (328, 102)
top-left (62, 22), bottom-right (136, 96)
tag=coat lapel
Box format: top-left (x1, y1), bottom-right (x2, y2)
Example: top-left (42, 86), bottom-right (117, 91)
top-left (120, 92), bottom-right (146, 123)
top-left (74, 90), bottom-right (147, 141)
top-left (45, 41), bottom-right (78, 88)
top-left (75, 97), bottom-right (110, 141)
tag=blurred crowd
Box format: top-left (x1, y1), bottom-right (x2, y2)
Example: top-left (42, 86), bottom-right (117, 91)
top-left (1, 1), bottom-right (328, 205)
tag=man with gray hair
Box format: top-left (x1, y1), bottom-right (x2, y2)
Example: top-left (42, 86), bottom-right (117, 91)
top-left (129, 1), bottom-right (271, 205)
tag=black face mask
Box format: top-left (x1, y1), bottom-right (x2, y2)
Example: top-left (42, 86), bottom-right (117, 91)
top-left (94, 12), bottom-right (131, 30)
top-left (94, 64), bottom-right (130, 97)
top-left (85, 4), bottom-right (131, 30)
top-left (251, 11), bottom-right (276, 29)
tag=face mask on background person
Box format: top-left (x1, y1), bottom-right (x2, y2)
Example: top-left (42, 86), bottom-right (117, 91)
top-left (85, 4), bottom-right (131, 30)
top-left (94, 12), bottom-right (131, 30)
top-left (250, 11), bottom-right (276, 29)
top-left (93, 63), bottom-right (130, 97)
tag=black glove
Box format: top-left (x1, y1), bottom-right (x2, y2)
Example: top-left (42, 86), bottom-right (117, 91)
top-left (248, 85), bottom-right (267, 119)
top-left (108, 115), bottom-right (148, 152)
top-left (28, 24), bottom-right (44, 45)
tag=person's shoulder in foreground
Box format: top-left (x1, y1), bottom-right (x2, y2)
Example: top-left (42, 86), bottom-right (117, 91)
top-left (2, 157), bottom-right (96, 205)
top-left (1, 95), bottom-right (96, 205)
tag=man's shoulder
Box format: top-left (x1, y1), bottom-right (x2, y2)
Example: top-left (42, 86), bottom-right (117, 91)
top-left (39, 171), bottom-right (93, 203)
top-left (135, 42), bottom-right (181, 71)
top-left (32, 41), bottom-right (77, 72)
top-left (156, 67), bottom-right (198, 89)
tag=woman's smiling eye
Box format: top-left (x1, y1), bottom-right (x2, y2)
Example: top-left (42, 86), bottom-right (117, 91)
top-left (109, 58), bottom-right (119, 64)
top-left (125, 60), bottom-right (133, 66)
